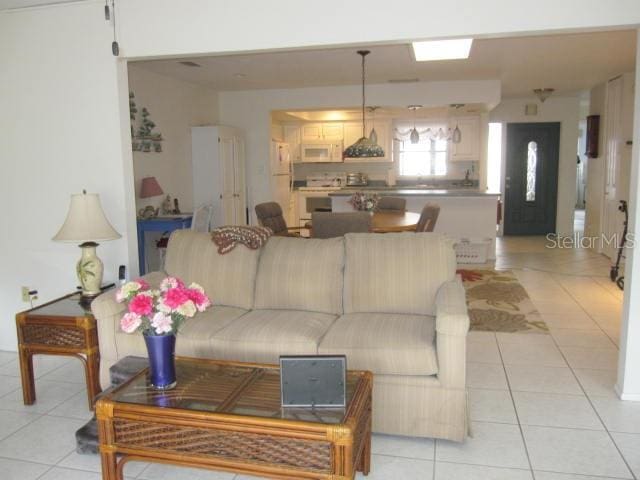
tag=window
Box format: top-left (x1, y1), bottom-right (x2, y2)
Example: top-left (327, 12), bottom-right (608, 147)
top-left (397, 129), bottom-right (448, 177)
top-left (526, 141), bottom-right (537, 202)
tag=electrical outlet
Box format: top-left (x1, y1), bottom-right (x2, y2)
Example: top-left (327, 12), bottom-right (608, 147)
top-left (21, 287), bottom-right (30, 302)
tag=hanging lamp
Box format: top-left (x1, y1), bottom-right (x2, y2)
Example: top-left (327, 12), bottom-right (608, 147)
top-left (344, 50), bottom-right (385, 158)
top-left (409, 105), bottom-right (421, 144)
top-left (368, 106), bottom-right (379, 144)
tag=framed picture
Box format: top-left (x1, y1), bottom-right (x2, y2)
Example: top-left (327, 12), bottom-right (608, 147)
top-left (280, 355), bottom-right (346, 408)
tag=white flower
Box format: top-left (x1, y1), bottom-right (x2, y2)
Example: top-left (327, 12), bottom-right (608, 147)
top-left (177, 300), bottom-right (197, 318)
top-left (150, 312), bottom-right (173, 335)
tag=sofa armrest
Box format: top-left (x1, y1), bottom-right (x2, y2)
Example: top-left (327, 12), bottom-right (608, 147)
top-left (435, 277), bottom-right (470, 388)
top-left (91, 271), bottom-right (166, 365)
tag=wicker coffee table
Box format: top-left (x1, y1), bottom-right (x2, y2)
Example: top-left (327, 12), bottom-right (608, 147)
top-left (96, 357), bottom-right (372, 480)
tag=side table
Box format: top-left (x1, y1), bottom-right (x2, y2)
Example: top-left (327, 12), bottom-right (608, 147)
top-left (16, 292), bottom-right (102, 410)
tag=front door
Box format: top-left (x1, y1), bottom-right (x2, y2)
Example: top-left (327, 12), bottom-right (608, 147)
top-left (504, 122), bottom-right (560, 235)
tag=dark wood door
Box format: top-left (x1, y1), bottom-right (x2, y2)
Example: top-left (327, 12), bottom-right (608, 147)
top-left (504, 122), bottom-right (560, 235)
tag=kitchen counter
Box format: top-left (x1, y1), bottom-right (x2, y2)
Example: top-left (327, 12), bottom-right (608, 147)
top-left (330, 189), bottom-right (501, 261)
top-left (330, 188), bottom-right (500, 197)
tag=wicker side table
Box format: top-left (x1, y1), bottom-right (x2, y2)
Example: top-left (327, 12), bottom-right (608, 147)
top-left (16, 292), bottom-right (102, 410)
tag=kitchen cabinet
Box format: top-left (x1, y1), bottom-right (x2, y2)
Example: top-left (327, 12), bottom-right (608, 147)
top-left (450, 116), bottom-right (480, 161)
top-left (284, 125), bottom-right (301, 163)
top-left (301, 122), bottom-right (343, 141)
top-left (343, 120), bottom-right (392, 163)
top-left (192, 126), bottom-right (247, 228)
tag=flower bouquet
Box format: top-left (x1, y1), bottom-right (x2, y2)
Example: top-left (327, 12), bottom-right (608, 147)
top-left (349, 191), bottom-right (380, 211)
top-left (116, 276), bottom-right (211, 389)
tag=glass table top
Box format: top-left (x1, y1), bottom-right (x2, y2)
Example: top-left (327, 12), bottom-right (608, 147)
top-left (111, 358), bottom-right (360, 425)
top-left (26, 293), bottom-right (93, 318)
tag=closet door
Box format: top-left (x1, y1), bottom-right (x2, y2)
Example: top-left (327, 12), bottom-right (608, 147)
top-left (219, 136), bottom-right (237, 225)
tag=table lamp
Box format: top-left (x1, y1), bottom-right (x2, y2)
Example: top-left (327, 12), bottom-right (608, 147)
top-left (140, 176), bottom-right (163, 198)
top-left (53, 190), bottom-right (121, 297)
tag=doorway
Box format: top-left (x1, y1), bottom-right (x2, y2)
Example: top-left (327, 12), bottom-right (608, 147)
top-left (504, 122), bottom-right (561, 235)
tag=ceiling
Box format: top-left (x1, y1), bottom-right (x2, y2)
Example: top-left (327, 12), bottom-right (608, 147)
top-left (134, 30), bottom-right (636, 97)
top-left (0, 0), bottom-right (84, 9)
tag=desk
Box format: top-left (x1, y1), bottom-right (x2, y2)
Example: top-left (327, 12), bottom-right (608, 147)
top-left (371, 211), bottom-right (421, 233)
top-left (137, 216), bottom-right (192, 275)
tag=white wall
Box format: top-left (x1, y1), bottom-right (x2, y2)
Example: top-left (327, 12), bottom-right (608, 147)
top-left (617, 30), bottom-right (640, 401)
top-left (0, 2), bottom-right (135, 351)
top-left (219, 80), bottom-right (500, 221)
top-left (489, 96), bottom-right (581, 236)
top-left (118, 0), bottom-right (640, 59)
top-left (128, 65), bottom-right (218, 213)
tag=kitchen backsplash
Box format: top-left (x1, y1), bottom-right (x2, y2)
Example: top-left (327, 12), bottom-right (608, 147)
top-left (293, 160), bottom-right (479, 182)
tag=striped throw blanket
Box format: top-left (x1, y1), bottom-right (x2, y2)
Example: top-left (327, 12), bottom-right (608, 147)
top-left (211, 226), bottom-right (273, 254)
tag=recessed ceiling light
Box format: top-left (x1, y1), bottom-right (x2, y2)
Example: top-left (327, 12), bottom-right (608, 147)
top-left (233, 73), bottom-right (247, 78)
top-left (412, 39), bottom-right (473, 61)
top-left (179, 61), bottom-right (201, 67)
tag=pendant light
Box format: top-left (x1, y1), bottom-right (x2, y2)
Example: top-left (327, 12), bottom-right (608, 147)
top-left (409, 105), bottom-right (421, 144)
top-left (344, 50), bottom-right (385, 158)
top-left (368, 106), bottom-right (379, 144)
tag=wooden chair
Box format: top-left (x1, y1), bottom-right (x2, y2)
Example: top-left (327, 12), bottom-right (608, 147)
top-left (255, 202), bottom-right (305, 236)
top-left (416, 203), bottom-right (440, 232)
top-left (376, 196), bottom-right (406, 213)
top-left (311, 212), bottom-right (372, 238)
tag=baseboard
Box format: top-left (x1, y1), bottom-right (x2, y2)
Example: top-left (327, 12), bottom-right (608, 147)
top-left (615, 383), bottom-right (640, 401)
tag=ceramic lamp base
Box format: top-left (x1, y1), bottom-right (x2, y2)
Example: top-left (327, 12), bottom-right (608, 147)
top-left (76, 242), bottom-right (104, 297)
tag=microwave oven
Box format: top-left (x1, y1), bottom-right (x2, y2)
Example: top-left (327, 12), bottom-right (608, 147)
top-left (301, 142), bottom-right (343, 163)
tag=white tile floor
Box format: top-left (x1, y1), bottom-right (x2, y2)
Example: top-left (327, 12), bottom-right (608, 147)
top-left (0, 236), bottom-right (637, 479)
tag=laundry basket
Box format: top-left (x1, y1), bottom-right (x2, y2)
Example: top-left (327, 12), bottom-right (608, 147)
top-left (454, 238), bottom-right (492, 264)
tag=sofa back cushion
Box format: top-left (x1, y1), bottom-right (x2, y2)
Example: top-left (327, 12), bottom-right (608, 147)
top-left (254, 236), bottom-right (345, 315)
top-left (164, 230), bottom-right (260, 310)
top-left (343, 232), bottom-right (456, 315)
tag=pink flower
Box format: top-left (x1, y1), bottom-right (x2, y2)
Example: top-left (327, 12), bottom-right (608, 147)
top-left (128, 293), bottom-right (154, 316)
top-left (163, 287), bottom-right (190, 310)
top-left (160, 277), bottom-right (184, 292)
top-left (136, 279), bottom-right (150, 290)
top-left (151, 312), bottom-right (173, 334)
top-left (120, 312), bottom-right (142, 333)
top-left (186, 287), bottom-right (211, 312)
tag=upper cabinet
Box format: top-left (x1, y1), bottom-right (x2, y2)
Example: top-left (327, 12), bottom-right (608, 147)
top-left (301, 123), bottom-right (343, 141)
top-left (343, 120), bottom-right (392, 163)
top-left (450, 116), bottom-right (480, 161)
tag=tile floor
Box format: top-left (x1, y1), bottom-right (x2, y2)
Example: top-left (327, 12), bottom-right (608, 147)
top-left (0, 236), bottom-right (637, 480)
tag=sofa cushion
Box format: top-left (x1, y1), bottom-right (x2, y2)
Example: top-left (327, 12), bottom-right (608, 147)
top-left (254, 237), bottom-right (345, 315)
top-left (164, 230), bottom-right (260, 310)
top-left (343, 232), bottom-right (456, 316)
top-left (113, 306), bottom-right (247, 358)
top-left (318, 313), bottom-right (438, 376)
top-left (211, 309), bottom-right (337, 364)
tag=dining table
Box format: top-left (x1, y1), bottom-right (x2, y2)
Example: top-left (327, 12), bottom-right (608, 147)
top-left (305, 211), bottom-right (422, 234)
top-left (370, 211), bottom-right (422, 233)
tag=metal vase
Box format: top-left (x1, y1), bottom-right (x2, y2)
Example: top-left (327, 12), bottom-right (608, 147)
top-left (144, 334), bottom-right (177, 390)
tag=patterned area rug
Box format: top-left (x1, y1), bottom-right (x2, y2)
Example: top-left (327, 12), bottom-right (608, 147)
top-left (457, 269), bottom-right (549, 334)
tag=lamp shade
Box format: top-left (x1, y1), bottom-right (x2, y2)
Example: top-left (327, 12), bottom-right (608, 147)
top-left (139, 176), bottom-right (164, 198)
top-left (52, 192), bottom-right (121, 243)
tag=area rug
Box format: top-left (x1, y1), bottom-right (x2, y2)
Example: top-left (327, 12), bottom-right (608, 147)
top-left (457, 269), bottom-right (549, 334)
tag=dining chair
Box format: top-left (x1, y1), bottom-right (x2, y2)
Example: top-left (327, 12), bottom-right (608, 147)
top-left (416, 203), bottom-right (440, 232)
top-left (376, 196), bottom-right (406, 212)
top-left (191, 204), bottom-right (214, 232)
top-left (255, 202), bottom-right (305, 236)
top-left (311, 212), bottom-right (372, 238)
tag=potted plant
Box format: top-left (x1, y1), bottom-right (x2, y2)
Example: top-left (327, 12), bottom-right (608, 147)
top-left (116, 277), bottom-right (211, 389)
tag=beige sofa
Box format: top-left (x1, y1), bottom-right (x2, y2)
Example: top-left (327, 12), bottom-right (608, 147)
top-left (92, 230), bottom-right (470, 442)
